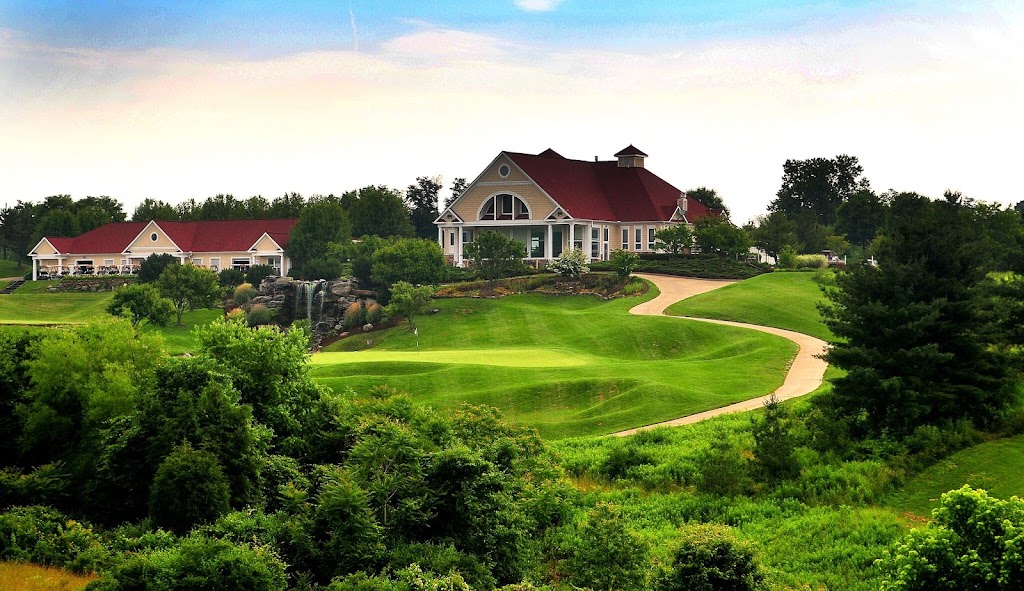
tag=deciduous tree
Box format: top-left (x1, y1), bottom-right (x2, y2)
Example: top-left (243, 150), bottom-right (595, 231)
top-left (107, 283), bottom-right (174, 328)
top-left (406, 176), bottom-right (443, 239)
top-left (156, 264), bottom-right (221, 326)
top-left (285, 200), bottom-right (351, 274)
top-left (348, 186), bottom-right (415, 239)
top-left (654, 224), bottom-right (692, 258)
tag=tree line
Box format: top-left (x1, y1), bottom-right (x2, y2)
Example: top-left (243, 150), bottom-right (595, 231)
top-left (0, 177), bottom-right (467, 265)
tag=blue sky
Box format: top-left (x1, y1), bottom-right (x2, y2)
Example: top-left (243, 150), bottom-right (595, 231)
top-left (0, 1), bottom-right (1021, 223)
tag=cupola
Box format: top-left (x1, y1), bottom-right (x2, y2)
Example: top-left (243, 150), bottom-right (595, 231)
top-left (614, 144), bottom-right (648, 168)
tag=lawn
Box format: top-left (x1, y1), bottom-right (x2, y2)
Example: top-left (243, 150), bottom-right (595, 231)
top-left (664, 271), bottom-right (832, 340)
top-left (0, 258), bottom-right (26, 278)
top-left (312, 293), bottom-right (798, 439)
top-left (0, 562), bottom-right (97, 591)
top-left (885, 434), bottom-right (1024, 517)
top-left (0, 291), bottom-right (114, 324)
top-left (142, 308), bottom-right (224, 354)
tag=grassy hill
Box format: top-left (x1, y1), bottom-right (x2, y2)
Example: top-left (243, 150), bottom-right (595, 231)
top-left (312, 293), bottom-right (797, 439)
top-left (0, 258), bottom-right (25, 278)
top-left (0, 562), bottom-right (96, 591)
top-left (885, 434), bottom-right (1024, 517)
top-left (664, 271), bottom-right (832, 340)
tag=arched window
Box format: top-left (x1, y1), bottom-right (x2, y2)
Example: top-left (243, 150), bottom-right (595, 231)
top-left (480, 194), bottom-right (530, 221)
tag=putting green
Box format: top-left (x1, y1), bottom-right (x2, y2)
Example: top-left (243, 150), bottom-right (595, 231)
top-left (312, 348), bottom-right (590, 368)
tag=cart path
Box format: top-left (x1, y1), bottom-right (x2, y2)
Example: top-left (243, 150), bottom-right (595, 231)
top-left (612, 273), bottom-right (828, 437)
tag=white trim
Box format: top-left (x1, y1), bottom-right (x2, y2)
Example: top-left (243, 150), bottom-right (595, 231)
top-left (28, 237), bottom-right (61, 256)
top-left (477, 192), bottom-right (532, 221)
top-left (442, 152), bottom-right (566, 221)
top-left (433, 208), bottom-right (464, 224)
top-left (477, 180), bottom-right (531, 187)
top-left (123, 220), bottom-right (182, 255)
top-left (247, 231), bottom-right (283, 253)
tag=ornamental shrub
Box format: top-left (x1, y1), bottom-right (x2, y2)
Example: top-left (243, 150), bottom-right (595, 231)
top-left (138, 253), bottom-right (179, 283)
top-left (548, 248), bottom-right (589, 278)
top-left (610, 248), bottom-right (640, 279)
top-left (246, 264), bottom-right (276, 286)
top-left (795, 254), bottom-right (827, 269)
top-left (246, 304), bottom-right (276, 327)
top-left (343, 301), bottom-right (365, 329)
top-left (234, 282), bottom-right (256, 305)
top-left (364, 301), bottom-right (383, 324)
top-left (219, 268), bottom-right (245, 287)
top-left (777, 245), bottom-right (798, 269)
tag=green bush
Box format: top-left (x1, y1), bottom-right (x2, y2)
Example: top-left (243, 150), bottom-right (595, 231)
top-left (246, 304), bottom-right (276, 327)
top-left (219, 268), bottom-right (246, 287)
top-left (565, 502), bottom-right (650, 591)
top-left (302, 257), bottom-right (344, 281)
top-left (623, 276), bottom-right (646, 296)
top-left (246, 264), bottom-right (276, 286)
top-left (660, 523), bottom-right (765, 591)
top-left (610, 249), bottom-right (640, 279)
top-left (777, 245), bottom-right (798, 269)
top-left (234, 282), bottom-right (256, 305)
top-left (0, 505), bottom-right (110, 573)
top-left (149, 443), bottom-right (232, 535)
top-left (94, 533), bottom-right (287, 591)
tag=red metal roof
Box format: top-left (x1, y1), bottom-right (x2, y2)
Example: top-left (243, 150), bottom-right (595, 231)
top-left (41, 218), bottom-right (298, 255)
top-left (506, 151), bottom-right (716, 223)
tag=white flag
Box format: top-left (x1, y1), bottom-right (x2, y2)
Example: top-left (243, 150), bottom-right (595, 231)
top-left (414, 328), bottom-right (418, 337)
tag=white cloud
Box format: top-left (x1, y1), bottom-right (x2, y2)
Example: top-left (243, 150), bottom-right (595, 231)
top-left (513, 0), bottom-right (564, 12)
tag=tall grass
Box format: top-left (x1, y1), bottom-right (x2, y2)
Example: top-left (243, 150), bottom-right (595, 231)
top-left (0, 562), bottom-right (97, 591)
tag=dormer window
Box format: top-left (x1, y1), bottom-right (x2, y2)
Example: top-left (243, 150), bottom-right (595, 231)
top-left (480, 194), bottom-right (529, 220)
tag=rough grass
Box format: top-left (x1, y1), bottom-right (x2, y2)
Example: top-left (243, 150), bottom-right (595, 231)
top-left (0, 562), bottom-right (97, 591)
top-left (0, 259), bottom-right (25, 278)
top-left (665, 271), bottom-right (832, 340)
top-left (885, 434), bottom-right (1024, 517)
top-left (312, 293), bottom-right (797, 439)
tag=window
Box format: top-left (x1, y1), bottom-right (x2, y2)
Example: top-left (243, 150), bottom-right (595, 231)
top-left (635, 228), bottom-right (642, 251)
top-left (193, 258), bottom-right (203, 267)
top-left (104, 259), bottom-right (114, 266)
top-left (462, 230), bottom-right (473, 244)
top-left (603, 227), bottom-right (609, 242)
top-left (498, 164), bottom-right (510, 177)
top-left (530, 229), bottom-right (546, 258)
top-left (590, 227), bottom-right (600, 259)
top-left (231, 258), bottom-right (250, 271)
top-left (479, 194), bottom-right (529, 220)
top-left (622, 228), bottom-right (630, 250)
top-left (450, 231), bottom-right (455, 246)
top-left (210, 257), bottom-right (221, 271)
top-left (648, 227), bottom-right (656, 247)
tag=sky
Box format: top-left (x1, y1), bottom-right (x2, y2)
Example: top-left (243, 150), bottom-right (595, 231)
top-left (1, 0), bottom-right (1021, 224)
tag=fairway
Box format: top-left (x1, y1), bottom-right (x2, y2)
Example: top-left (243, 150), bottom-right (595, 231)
top-left (886, 435), bottom-right (1024, 517)
top-left (665, 271), bottom-right (832, 340)
top-left (312, 293), bottom-right (798, 439)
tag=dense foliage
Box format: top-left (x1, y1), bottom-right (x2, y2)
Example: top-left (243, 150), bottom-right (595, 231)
top-left (820, 193), bottom-right (1018, 436)
top-left (464, 231), bottom-right (526, 285)
top-left (106, 283), bottom-right (174, 328)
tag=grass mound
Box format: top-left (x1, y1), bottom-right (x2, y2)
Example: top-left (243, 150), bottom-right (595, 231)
top-left (885, 434), bottom-right (1024, 517)
top-left (665, 271), bottom-right (832, 340)
top-left (313, 293), bottom-right (797, 439)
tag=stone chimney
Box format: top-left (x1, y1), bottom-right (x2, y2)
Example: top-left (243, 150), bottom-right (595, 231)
top-left (614, 144), bottom-right (648, 168)
top-left (677, 192), bottom-right (688, 213)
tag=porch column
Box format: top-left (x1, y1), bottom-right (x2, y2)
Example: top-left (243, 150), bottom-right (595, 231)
top-left (32, 258), bottom-right (37, 281)
top-left (545, 224), bottom-right (553, 260)
top-left (437, 227), bottom-right (444, 252)
top-left (456, 227), bottom-right (464, 267)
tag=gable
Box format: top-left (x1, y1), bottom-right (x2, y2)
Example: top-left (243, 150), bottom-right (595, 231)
top-left (125, 221), bottom-right (181, 253)
top-left (251, 233), bottom-right (282, 252)
top-left (449, 153), bottom-right (559, 223)
top-left (30, 238), bottom-right (60, 256)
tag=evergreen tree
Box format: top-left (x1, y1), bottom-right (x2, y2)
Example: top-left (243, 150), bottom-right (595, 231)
top-left (819, 192), bottom-right (1016, 436)
top-left (406, 176), bottom-right (443, 239)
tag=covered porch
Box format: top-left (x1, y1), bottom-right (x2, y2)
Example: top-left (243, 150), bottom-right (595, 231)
top-left (437, 221), bottom-right (611, 267)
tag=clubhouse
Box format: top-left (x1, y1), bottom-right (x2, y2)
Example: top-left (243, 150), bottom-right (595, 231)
top-left (434, 145), bottom-right (718, 266)
top-left (28, 218), bottom-right (297, 280)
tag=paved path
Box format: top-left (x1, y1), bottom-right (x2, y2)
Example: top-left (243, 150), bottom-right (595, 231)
top-left (611, 273), bottom-right (829, 437)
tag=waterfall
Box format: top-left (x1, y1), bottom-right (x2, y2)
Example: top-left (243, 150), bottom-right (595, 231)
top-left (294, 280), bottom-right (327, 323)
